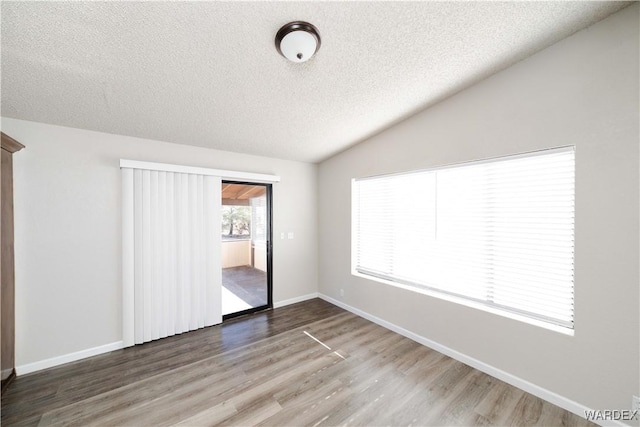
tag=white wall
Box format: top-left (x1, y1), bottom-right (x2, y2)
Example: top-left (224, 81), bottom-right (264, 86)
top-left (319, 4), bottom-right (638, 420)
top-left (1, 118), bottom-right (318, 368)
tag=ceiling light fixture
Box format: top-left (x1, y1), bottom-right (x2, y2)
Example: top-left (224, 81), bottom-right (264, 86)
top-left (275, 21), bottom-right (321, 63)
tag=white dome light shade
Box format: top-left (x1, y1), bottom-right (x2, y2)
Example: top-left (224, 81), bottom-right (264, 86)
top-left (275, 22), bottom-right (321, 63)
top-left (280, 31), bottom-right (317, 62)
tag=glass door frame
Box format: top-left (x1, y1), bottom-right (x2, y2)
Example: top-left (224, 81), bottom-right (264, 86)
top-left (221, 180), bottom-right (273, 320)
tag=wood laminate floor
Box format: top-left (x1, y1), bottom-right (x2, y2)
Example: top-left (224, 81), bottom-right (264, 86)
top-left (1, 299), bottom-right (593, 426)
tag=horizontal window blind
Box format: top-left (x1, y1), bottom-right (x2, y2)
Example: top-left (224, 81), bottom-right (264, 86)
top-left (251, 195), bottom-right (267, 243)
top-left (353, 147), bottom-right (575, 329)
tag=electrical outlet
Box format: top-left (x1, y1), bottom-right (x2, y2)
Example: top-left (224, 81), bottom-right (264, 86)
top-left (632, 395), bottom-right (640, 412)
top-left (340, 288), bottom-right (344, 297)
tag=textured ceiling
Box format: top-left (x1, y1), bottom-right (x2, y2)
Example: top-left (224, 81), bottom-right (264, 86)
top-left (0, 1), bottom-right (630, 163)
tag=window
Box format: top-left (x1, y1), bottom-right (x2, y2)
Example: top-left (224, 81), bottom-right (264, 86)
top-left (352, 147), bottom-right (575, 330)
top-left (251, 195), bottom-right (267, 243)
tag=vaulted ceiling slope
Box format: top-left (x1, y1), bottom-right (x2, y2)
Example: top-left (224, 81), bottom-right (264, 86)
top-left (0, 2), bottom-right (630, 163)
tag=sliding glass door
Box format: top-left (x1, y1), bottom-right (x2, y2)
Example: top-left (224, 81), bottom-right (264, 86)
top-left (220, 181), bottom-right (272, 318)
top-left (121, 160), bottom-right (279, 347)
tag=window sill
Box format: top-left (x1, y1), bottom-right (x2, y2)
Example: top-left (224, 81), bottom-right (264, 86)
top-left (351, 270), bottom-right (575, 337)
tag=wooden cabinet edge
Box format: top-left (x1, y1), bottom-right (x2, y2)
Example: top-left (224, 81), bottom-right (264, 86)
top-left (1, 131), bottom-right (22, 395)
top-left (1, 132), bottom-right (25, 154)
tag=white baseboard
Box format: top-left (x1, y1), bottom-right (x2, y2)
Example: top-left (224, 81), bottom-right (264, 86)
top-left (10, 297), bottom-right (629, 427)
top-left (16, 341), bottom-right (124, 376)
top-left (274, 292), bottom-right (319, 308)
top-left (14, 294), bottom-right (320, 376)
top-left (318, 294), bottom-right (627, 427)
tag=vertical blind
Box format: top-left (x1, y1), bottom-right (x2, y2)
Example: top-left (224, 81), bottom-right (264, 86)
top-left (353, 147), bottom-right (575, 329)
top-left (122, 168), bottom-right (222, 345)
